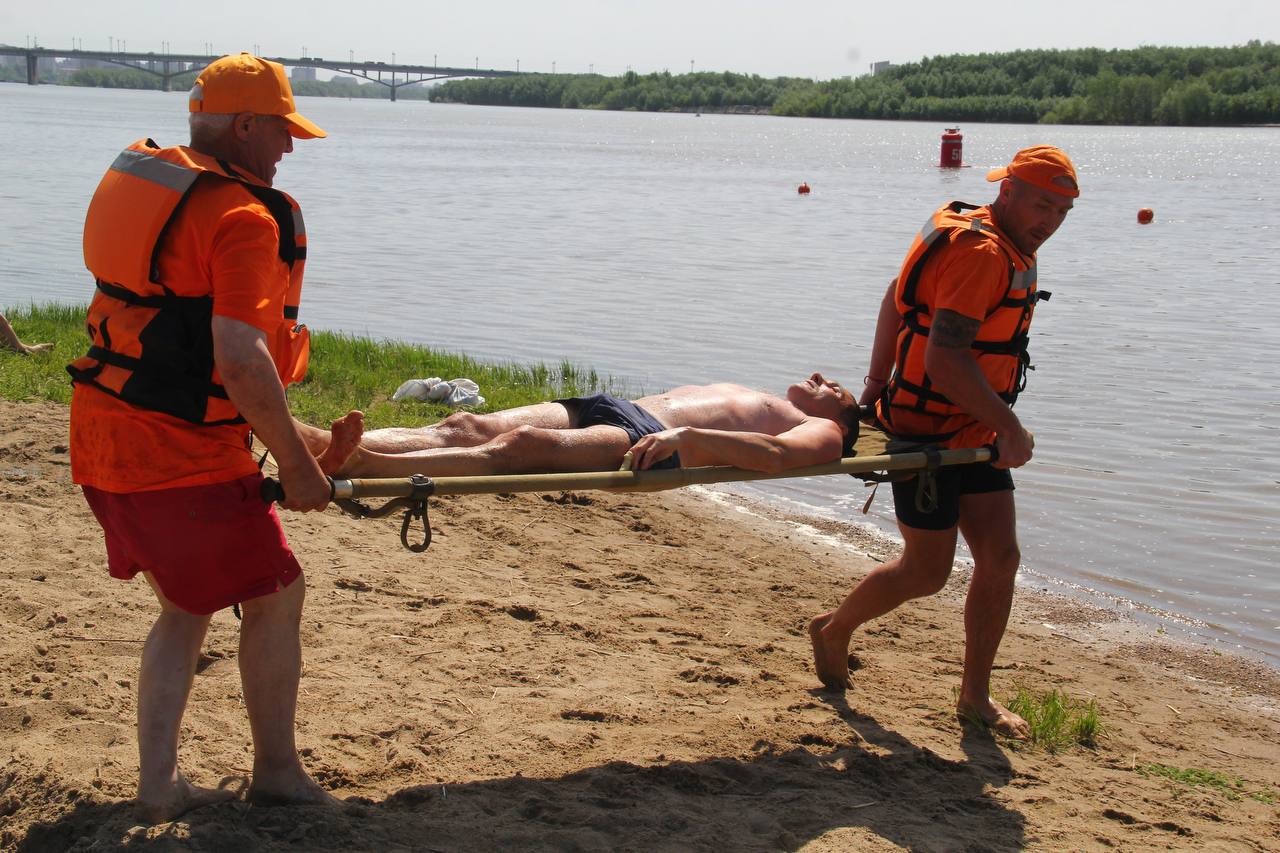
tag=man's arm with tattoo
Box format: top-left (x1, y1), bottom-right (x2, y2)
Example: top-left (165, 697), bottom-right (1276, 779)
top-left (925, 309), bottom-right (1034, 467)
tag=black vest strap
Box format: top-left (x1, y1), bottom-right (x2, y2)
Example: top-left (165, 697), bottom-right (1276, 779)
top-left (95, 279), bottom-right (211, 311)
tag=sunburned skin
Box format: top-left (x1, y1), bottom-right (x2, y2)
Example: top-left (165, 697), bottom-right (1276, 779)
top-left (633, 384), bottom-right (803, 431)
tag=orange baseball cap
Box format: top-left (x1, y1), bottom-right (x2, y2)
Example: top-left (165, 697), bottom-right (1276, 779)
top-left (189, 52), bottom-right (326, 139)
top-left (986, 145), bottom-right (1078, 198)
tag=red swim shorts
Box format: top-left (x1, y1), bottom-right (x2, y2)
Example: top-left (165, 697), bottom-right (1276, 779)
top-left (82, 473), bottom-right (302, 615)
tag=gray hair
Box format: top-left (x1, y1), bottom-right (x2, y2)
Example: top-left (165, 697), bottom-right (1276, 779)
top-left (188, 112), bottom-right (237, 147)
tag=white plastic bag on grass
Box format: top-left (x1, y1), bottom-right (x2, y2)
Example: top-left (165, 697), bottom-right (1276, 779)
top-left (392, 377), bottom-right (485, 408)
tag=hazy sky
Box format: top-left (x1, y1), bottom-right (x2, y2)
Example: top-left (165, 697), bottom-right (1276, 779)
top-left (5, 1), bottom-right (1277, 79)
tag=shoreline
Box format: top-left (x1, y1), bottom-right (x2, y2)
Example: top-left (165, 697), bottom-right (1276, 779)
top-left (2, 398), bottom-right (1277, 849)
top-left (708, 479), bottom-right (1280, 672)
top-left (691, 484), bottom-right (1280, 702)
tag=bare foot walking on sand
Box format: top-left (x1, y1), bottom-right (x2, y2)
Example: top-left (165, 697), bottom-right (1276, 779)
top-left (957, 695), bottom-right (1031, 740)
top-left (808, 614), bottom-right (852, 691)
top-left (247, 770), bottom-right (344, 809)
top-left (136, 773), bottom-right (236, 824)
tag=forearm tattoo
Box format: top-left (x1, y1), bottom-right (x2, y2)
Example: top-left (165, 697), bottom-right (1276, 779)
top-left (931, 309), bottom-right (980, 348)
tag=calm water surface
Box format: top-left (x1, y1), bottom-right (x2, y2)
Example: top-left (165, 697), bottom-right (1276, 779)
top-left (2, 85), bottom-right (1276, 665)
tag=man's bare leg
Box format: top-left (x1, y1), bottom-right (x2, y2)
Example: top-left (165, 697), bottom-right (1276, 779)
top-left (239, 574), bottom-right (339, 807)
top-left (136, 574), bottom-right (236, 823)
top-left (332, 423), bottom-right (632, 478)
top-left (297, 402), bottom-right (575, 458)
top-left (363, 403), bottom-right (576, 453)
top-left (955, 490), bottom-right (1029, 739)
top-left (809, 524), bottom-right (958, 690)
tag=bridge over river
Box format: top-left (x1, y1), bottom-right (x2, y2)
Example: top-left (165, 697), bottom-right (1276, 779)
top-left (0, 46), bottom-right (521, 100)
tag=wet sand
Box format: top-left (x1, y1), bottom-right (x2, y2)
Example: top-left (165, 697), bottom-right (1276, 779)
top-left (1, 400), bottom-right (1277, 851)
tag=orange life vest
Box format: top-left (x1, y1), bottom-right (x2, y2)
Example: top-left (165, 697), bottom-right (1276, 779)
top-left (68, 138), bottom-right (310, 426)
top-left (874, 201), bottom-right (1049, 445)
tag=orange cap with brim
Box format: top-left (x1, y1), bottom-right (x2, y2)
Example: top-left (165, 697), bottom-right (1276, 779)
top-left (986, 145), bottom-right (1078, 198)
top-left (189, 52), bottom-right (326, 139)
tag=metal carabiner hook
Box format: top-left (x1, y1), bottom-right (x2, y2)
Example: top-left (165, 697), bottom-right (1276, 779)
top-left (400, 500), bottom-right (432, 552)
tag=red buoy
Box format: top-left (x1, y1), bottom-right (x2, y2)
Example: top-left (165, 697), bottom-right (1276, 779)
top-left (798, 182), bottom-right (811, 195)
top-left (1137, 208), bottom-right (1154, 224)
top-left (940, 127), bottom-right (963, 168)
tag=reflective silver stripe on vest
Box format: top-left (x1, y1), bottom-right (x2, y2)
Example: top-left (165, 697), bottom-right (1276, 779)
top-left (1010, 264), bottom-right (1038, 291)
top-left (922, 215), bottom-right (988, 247)
top-left (291, 207), bottom-right (305, 238)
top-left (919, 214), bottom-right (943, 247)
top-left (109, 148), bottom-right (199, 194)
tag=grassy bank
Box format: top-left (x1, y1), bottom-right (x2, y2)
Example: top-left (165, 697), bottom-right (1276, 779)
top-left (0, 302), bottom-right (623, 427)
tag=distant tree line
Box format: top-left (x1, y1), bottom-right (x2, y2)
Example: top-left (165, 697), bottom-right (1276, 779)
top-left (431, 69), bottom-right (813, 113)
top-left (431, 42), bottom-right (1280, 126)
top-left (775, 42), bottom-right (1280, 125)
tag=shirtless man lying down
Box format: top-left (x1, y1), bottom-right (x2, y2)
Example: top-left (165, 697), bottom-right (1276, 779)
top-left (309, 374), bottom-right (860, 478)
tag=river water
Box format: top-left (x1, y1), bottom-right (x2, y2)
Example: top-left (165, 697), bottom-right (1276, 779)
top-left (2, 84), bottom-right (1276, 666)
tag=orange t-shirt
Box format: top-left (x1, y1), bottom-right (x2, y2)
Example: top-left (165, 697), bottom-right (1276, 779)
top-left (71, 179), bottom-right (292, 493)
top-left (886, 208), bottom-right (1033, 449)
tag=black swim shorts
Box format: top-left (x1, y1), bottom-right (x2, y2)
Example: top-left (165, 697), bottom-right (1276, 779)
top-left (554, 393), bottom-right (682, 470)
top-left (891, 460), bottom-right (1014, 530)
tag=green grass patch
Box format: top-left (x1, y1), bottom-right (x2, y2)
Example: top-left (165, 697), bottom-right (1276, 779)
top-left (1136, 763), bottom-right (1276, 803)
top-left (0, 302), bottom-right (87, 404)
top-left (1, 302), bottom-right (630, 426)
top-left (1003, 686), bottom-right (1104, 751)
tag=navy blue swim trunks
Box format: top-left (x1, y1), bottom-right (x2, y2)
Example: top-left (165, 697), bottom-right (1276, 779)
top-left (554, 393), bottom-right (682, 470)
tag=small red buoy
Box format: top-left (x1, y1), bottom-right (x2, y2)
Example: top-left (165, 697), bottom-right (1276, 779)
top-left (940, 127), bottom-right (963, 168)
top-left (1137, 208), bottom-right (1154, 224)
top-left (798, 182), bottom-right (811, 195)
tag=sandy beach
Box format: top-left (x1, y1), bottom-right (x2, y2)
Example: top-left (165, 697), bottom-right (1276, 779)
top-left (1, 398), bottom-right (1277, 852)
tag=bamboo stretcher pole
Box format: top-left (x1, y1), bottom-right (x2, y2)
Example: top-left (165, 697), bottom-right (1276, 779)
top-left (331, 446), bottom-right (993, 500)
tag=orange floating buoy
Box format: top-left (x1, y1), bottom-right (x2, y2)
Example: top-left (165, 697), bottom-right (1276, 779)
top-left (1137, 208), bottom-right (1154, 224)
top-left (798, 182), bottom-right (811, 195)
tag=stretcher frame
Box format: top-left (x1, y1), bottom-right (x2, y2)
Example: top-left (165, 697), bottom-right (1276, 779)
top-left (265, 440), bottom-right (992, 552)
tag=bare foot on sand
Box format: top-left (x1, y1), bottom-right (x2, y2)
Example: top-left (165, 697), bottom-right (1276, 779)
top-left (809, 613), bottom-right (852, 691)
top-left (957, 695), bottom-right (1031, 740)
top-left (317, 411), bottom-right (364, 475)
top-left (136, 774), bottom-right (236, 824)
top-left (248, 771), bottom-right (344, 809)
